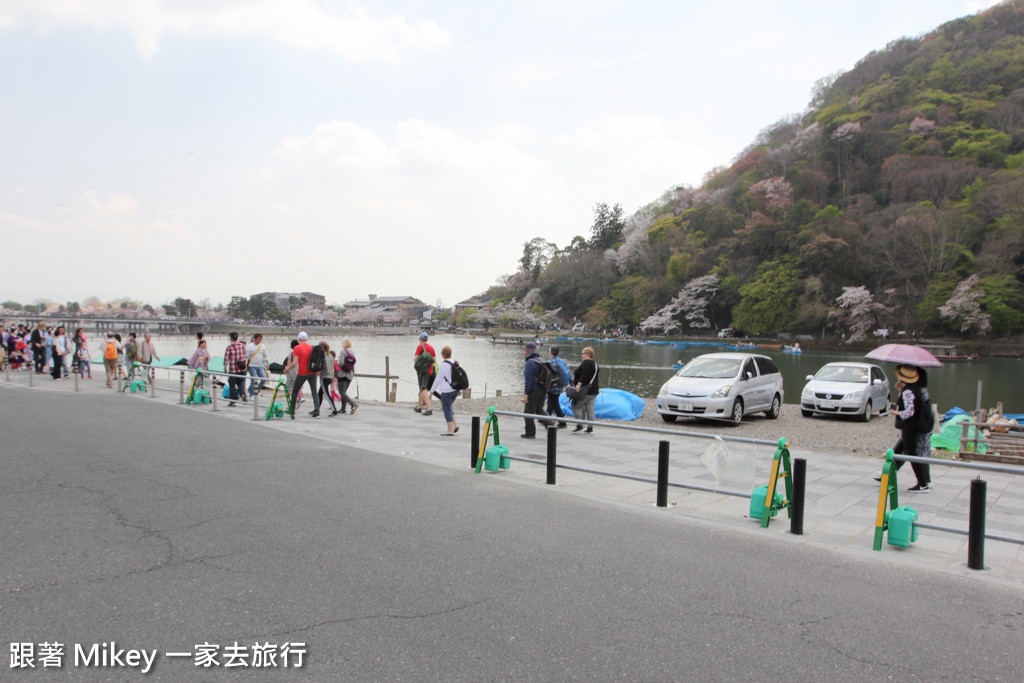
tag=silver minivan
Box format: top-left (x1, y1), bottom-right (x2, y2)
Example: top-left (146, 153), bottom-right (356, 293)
top-left (656, 353), bottom-right (785, 425)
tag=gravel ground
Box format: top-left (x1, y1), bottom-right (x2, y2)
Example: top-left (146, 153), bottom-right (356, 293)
top-left (452, 394), bottom-right (901, 460)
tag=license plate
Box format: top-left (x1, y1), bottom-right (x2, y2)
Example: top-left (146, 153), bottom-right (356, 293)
top-left (675, 402), bottom-right (693, 412)
top-left (820, 400), bottom-right (836, 409)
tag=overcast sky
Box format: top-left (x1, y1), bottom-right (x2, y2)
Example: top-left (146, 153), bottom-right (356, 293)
top-left (0, 0), bottom-right (1002, 309)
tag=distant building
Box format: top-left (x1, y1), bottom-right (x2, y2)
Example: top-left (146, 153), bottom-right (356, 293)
top-left (453, 295), bottom-right (492, 313)
top-left (254, 291), bottom-right (326, 312)
top-left (343, 295), bottom-right (428, 318)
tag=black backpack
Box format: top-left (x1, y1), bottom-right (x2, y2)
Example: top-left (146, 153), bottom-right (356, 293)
top-left (448, 360), bottom-right (469, 391)
top-left (917, 387), bottom-right (935, 433)
top-left (308, 345), bottom-right (326, 374)
top-left (535, 359), bottom-right (561, 392)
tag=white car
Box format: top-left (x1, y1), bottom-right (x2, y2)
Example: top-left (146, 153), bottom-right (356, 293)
top-left (656, 353), bottom-right (784, 425)
top-left (800, 362), bottom-right (890, 421)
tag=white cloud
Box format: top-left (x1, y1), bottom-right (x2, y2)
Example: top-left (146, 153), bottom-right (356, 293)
top-left (0, 0), bottom-right (450, 60)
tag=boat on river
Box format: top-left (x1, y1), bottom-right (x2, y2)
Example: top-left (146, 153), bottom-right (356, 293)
top-left (915, 342), bottom-right (978, 362)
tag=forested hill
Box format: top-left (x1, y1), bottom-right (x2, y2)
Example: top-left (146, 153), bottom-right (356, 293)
top-left (488, 0), bottom-right (1024, 339)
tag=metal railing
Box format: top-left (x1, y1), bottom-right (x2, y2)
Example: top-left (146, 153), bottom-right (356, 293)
top-left (877, 452), bottom-right (1024, 570)
top-left (481, 408), bottom-right (785, 503)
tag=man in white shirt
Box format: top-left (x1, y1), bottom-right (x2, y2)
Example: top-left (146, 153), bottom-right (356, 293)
top-left (246, 333), bottom-right (270, 398)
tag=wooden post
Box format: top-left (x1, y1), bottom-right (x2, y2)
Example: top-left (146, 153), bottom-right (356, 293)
top-left (385, 356), bottom-right (391, 402)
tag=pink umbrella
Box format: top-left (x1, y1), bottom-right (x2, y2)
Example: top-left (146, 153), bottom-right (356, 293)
top-left (864, 343), bottom-right (942, 368)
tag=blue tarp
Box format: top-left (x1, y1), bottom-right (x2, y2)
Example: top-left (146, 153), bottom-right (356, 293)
top-left (559, 387), bottom-right (645, 421)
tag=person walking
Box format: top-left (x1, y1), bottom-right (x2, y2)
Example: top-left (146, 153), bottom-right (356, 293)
top-left (101, 332), bottom-right (119, 387)
top-left (30, 322), bottom-right (45, 374)
top-left (285, 332), bottom-right (320, 418)
top-left (136, 332), bottom-right (160, 388)
top-left (334, 338), bottom-right (358, 416)
top-left (50, 326), bottom-right (67, 380)
top-left (246, 332), bottom-right (269, 399)
top-left (546, 345), bottom-right (570, 429)
top-left (315, 342), bottom-right (339, 415)
top-left (570, 346), bottom-right (600, 433)
top-left (877, 364), bottom-right (934, 492)
top-left (431, 345), bottom-right (460, 436)
top-left (413, 332), bottom-right (436, 416)
top-left (521, 341), bottom-right (550, 439)
top-left (188, 339), bottom-right (210, 370)
top-left (223, 332), bottom-right (247, 407)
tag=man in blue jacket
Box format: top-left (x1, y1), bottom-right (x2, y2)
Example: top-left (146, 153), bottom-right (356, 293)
top-left (521, 342), bottom-right (550, 438)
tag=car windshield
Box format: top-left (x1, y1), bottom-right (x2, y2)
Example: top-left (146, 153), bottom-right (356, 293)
top-left (815, 365), bottom-right (869, 383)
top-left (677, 357), bottom-right (741, 379)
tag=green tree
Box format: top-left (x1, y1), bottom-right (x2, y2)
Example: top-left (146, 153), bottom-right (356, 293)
top-left (2, 301), bottom-right (23, 311)
top-left (730, 260), bottom-right (802, 335)
top-left (226, 296), bottom-right (249, 319)
top-left (173, 297), bottom-right (198, 317)
top-left (589, 202), bottom-right (625, 250)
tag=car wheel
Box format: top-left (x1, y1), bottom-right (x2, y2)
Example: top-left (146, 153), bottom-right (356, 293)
top-left (729, 398), bottom-right (744, 426)
top-left (766, 394), bottom-right (781, 420)
top-left (661, 414), bottom-right (677, 423)
top-left (801, 409), bottom-right (813, 418)
top-left (861, 399), bottom-right (872, 422)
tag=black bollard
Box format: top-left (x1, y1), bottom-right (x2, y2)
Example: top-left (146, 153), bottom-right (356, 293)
top-left (790, 458), bottom-right (806, 535)
top-left (967, 476), bottom-right (987, 570)
top-left (656, 440), bottom-right (669, 508)
top-left (471, 416), bottom-right (480, 469)
top-left (546, 426), bottom-right (557, 485)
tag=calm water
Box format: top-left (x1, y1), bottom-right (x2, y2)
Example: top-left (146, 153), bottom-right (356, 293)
top-left (147, 333), bottom-right (1022, 413)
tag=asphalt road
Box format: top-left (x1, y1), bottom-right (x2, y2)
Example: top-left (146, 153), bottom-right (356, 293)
top-left (2, 388), bottom-right (1022, 681)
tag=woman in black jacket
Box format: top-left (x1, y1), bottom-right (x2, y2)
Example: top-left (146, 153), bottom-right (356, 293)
top-left (892, 364), bottom-right (934, 492)
top-left (571, 346), bottom-right (600, 433)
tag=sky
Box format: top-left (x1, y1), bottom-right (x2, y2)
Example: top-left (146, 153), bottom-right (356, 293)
top-left (0, 0), bottom-right (1004, 310)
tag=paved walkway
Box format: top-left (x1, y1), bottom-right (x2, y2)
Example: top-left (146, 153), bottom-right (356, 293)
top-left (4, 368), bottom-right (1023, 588)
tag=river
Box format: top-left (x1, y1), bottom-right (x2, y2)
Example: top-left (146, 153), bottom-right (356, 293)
top-left (140, 332), bottom-right (1021, 414)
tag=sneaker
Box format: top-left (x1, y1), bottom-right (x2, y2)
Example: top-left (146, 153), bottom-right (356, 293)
top-left (557, 423), bottom-right (568, 429)
top-left (350, 404), bottom-right (359, 415)
top-left (572, 426), bottom-right (583, 433)
top-left (872, 470), bottom-right (882, 482)
top-left (520, 434), bottom-right (535, 439)
top-left (311, 412), bottom-right (320, 419)
top-left (422, 410), bottom-right (433, 416)
top-left (413, 406), bottom-right (422, 413)
top-left (241, 394), bottom-right (248, 403)
top-left (907, 483), bottom-right (932, 493)
top-left (329, 410), bottom-right (339, 417)
top-left (228, 401), bottom-right (236, 407)
top-left (585, 428), bottom-right (593, 434)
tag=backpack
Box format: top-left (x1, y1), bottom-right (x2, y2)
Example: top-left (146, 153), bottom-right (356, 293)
top-left (308, 345), bottom-right (326, 374)
top-left (448, 360), bottom-right (469, 391)
top-left (552, 357), bottom-right (571, 388)
top-left (414, 350), bottom-right (434, 373)
top-left (340, 350), bottom-right (356, 373)
top-left (917, 387), bottom-right (935, 433)
top-left (104, 340), bottom-right (117, 360)
top-left (534, 359), bottom-right (560, 393)
top-left (125, 341), bottom-right (137, 360)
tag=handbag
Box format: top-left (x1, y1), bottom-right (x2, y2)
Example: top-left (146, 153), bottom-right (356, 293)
top-left (566, 382), bottom-right (590, 404)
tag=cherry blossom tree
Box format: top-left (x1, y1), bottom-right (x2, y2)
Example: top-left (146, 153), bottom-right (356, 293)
top-left (939, 274), bottom-right (991, 335)
top-left (748, 177), bottom-right (793, 213)
top-left (641, 274), bottom-right (719, 332)
top-left (832, 286), bottom-right (885, 342)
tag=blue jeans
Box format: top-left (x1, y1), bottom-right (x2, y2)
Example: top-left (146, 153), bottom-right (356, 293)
top-left (439, 391), bottom-right (457, 422)
top-left (248, 366), bottom-right (267, 396)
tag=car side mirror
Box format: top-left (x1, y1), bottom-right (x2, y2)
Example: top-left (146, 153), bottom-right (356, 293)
top-left (805, 375), bottom-right (813, 381)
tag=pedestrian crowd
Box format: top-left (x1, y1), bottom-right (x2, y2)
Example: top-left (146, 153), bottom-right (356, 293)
top-left (1, 322), bottom-right (96, 381)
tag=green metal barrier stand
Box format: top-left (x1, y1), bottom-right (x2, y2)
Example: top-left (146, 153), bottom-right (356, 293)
top-left (751, 438), bottom-right (793, 528)
top-left (873, 449), bottom-right (919, 550)
top-left (475, 407), bottom-right (510, 473)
